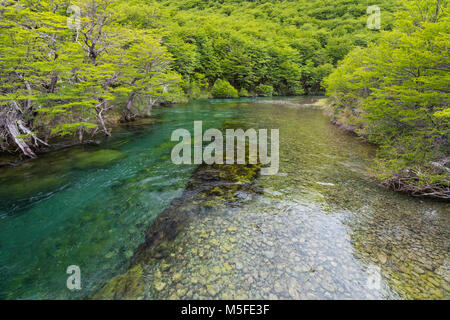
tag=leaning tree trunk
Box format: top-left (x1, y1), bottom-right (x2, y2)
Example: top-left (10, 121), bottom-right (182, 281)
top-left (5, 111), bottom-right (37, 158)
top-left (1, 105), bottom-right (49, 158)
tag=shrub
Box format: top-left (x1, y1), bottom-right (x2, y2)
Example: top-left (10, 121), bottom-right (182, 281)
top-left (211, 79), bottom-right (239, 98)
top-left (239, 88), bottom-right (250, 97)
top-left (256, 84), bottom-right (274, 97)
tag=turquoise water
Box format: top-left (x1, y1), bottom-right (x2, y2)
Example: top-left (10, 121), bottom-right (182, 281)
top-left (0, 100), bottom-right (240, 299)
top-left (0, 97), bottom-right (448, 300)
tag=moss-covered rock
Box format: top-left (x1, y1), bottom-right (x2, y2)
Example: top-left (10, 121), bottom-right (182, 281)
top-left (93, 265), bottom-right (144, 300)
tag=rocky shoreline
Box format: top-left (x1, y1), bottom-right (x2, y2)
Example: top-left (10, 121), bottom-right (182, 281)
top-left (320, 99), bottom-right (449, 201)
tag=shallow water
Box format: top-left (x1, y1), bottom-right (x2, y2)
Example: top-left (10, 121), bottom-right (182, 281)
top-left (0, 97), bottom-right (448, 299)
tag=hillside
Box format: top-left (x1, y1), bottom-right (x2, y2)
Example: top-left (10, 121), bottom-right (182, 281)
top-left (122, 0), bottom-right (401, 97)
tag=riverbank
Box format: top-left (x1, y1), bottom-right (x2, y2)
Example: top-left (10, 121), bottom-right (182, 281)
top-left (0, 116), bottom-right (157, 167)
top-left (322, 3), bottom-right (449, 201)
top-left (321, 97), bottom-right (449, 200)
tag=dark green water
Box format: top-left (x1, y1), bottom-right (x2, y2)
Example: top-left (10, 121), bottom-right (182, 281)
top-left (0, 97), bottom-right (448, 299)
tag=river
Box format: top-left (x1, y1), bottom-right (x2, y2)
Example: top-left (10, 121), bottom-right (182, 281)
top-left (0, 97), bottom-right (448, 299)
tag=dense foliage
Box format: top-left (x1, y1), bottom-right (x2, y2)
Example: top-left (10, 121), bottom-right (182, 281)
top-left (141, 0), bottom-right (400, 98)
top-left (325, 0), bottom-right (449, 198)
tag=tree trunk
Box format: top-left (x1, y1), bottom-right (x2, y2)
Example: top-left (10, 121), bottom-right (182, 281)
top-left (98, 112), bottom-right (110, 136)
top-left (146, 97), bottom-right (158, 116)
top-left (124, 91), bottom-right (136, 122)
top-left (48, 72), bottom-right (58, 93)
top-left (96, 102), bottom-right (110, 136)
top-left (78, 128), bottom-right (83, 143)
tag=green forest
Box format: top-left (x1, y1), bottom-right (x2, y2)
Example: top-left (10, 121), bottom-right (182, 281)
top-left (0, 0), bottom-right (448, 197)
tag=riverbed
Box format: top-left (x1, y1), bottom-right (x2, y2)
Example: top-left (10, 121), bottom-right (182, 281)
top-left (0, 97), bottom-right (448, 299)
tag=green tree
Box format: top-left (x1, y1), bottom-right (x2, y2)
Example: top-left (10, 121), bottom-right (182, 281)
top-left (117, 31), bottom-right (181, 120)
top-left (325, 0), bottom-right (449, 198)
top-left (0, 0), bottom-right (183, 156)
top-left (211, 79), bottom-right (238, 98)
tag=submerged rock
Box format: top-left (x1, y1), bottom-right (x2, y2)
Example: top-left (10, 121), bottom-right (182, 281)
top-left (378, 253), bottom-right (387, 265)
top-left (264, 251), bottom-right (275, 259)
top-left (154, 280), bottom-right (166, 291)
top-left (93, 265), bottom-right (144, 300)
top-left (73, 149), bottom-right (126, 170)
top-left (0, 174), bottom-right (67, 201)
top-left (207, 284), bottom-right (219, 297)
top-left (132, 152), bottom-right (263, 265)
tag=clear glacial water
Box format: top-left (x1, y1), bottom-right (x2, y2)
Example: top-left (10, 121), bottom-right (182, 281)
top-left (0, 97), bottom-right (448, 300)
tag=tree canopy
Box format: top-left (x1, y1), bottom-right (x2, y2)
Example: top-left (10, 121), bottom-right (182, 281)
top-left (0, 0), bottom-right (181, 157)
top-left (132, 0), bottom-right (401, 97)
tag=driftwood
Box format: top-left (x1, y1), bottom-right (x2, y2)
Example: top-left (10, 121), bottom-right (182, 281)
top-left (382, 167), bottom-right (450, 200)
top-left (17, 120), bottom-right (49, 148)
